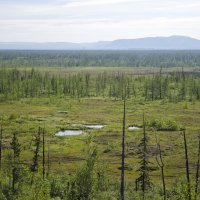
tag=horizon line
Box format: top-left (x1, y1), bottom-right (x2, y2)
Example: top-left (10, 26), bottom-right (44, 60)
top-left (0, 35), bottom-right (199, 43)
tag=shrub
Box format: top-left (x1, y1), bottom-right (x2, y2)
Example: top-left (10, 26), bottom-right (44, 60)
top-left (148, 118), bottom-right (179, 131)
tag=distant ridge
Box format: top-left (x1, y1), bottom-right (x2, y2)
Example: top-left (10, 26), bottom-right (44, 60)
top-left (1, 36), bottom-right (200, 50)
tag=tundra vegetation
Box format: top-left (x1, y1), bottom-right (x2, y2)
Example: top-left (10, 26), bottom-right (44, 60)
top-left (0, 50), bottom-right (200, 200)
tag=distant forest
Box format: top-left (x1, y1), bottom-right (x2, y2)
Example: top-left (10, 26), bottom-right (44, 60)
top-left (0, 50), bottom-right (200, 68)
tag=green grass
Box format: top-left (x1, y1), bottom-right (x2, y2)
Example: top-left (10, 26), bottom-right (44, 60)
top-left (1, 95), bottom-right (200, 188)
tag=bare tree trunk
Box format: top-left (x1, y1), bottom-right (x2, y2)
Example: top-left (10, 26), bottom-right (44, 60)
top-left (42, 128), bottom-right (45, 180)
top-left (142, 113), bottom-right (146, 200)
top-left (183, 129), bottom-right (191, 200)
top-left (155, 134), bottom-right (166, 200)
top-left (161, 166), bottom-right (166, 200)
top-left (0, 124), bottom-right (2, 171)
top-left (135, 178), bottom-right (138, 191)
top-left (47, 142), bottom-right (51, 177)
top-left (195, 135), bottom-right (200, 200)
top-left (120, 92), bottom-right (126, 200)
top-left (159, 67), bottom-right (162, 99)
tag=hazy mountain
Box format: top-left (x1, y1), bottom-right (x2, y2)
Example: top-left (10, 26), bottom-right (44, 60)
top-left (105, 36), bottom-right (200, 50)
top-left (1, 36), bottom-right (200, 50)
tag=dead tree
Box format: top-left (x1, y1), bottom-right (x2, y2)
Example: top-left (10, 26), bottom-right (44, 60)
top-left (42, 128), bottom-right (45, 180)
top-left (182, 129), bottom-right (191, 200)
top-left (159, 67), bottom-right (163, 99)
top-left (120, 90), bottom-right (126, 200)
top-left (47, 141), bottom-right (51, 177)
top-left (0, 124), bottom-right (2, 170)
top-left (155, 134), bottom-right (166, 200)
top-left (195, 134), bottom-right (200, 200)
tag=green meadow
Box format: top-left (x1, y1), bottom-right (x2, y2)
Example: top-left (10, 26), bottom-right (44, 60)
top-left (0, 51), bottom-right (200, 199)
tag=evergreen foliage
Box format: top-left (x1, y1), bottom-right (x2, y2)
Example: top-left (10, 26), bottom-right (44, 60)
top-left (0, 68), bottom-right (200, 102)
top-left (1, 50), bottom-right (200, 68)
top-left (136, 114), bottom-right (153, 197)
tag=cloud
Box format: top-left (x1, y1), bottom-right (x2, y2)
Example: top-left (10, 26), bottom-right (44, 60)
top-left (0, 0), bottom-right (200, 41)
top-left (61, 0), bottom-right (138, 7)
top-left (0, 17), bottom-right (200, 42)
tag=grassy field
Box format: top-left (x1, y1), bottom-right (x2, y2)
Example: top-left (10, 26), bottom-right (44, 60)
top-left (1, 87), bottom-right (200, 187)
top-left (1, 65), bottom-right (200, 200)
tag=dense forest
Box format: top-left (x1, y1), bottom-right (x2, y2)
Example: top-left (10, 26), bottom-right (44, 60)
top-left (0, 50), bottom-right (200, 68)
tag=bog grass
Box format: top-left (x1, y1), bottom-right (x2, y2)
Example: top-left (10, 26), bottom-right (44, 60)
top-left (1, 95), bottom-right (200, 187)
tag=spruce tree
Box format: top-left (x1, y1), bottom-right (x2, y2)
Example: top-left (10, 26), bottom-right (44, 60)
top-left (31, 127), bottom-right (41, 173)
top-left (136, 114), bottom-right (153, 199)
top-left (10, 132), bottom-right (21, 195)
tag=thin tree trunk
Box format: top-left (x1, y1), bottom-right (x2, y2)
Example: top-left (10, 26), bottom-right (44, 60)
top-left (120, 92), bottom-right (126, 200)
top-left (0, 124), bottom-right (2, 171)
top-left (157, 146), bottom-right (166, 199)
top-left (135, 178), bottom-right (138, 191)
top-left (183, 130), bottom-right (191, 200)
top-left (47, 142), bottom-right (50, 177)
top-left (195, 135), bottom-right (200, 200)
top-left (155, 134), bottom-right (166, 200)
top-left (159, 67), bottom-right (162, 99)
top-left (161, 166), bottom-right (166, 200)
top-left (42, 128), bottom-right (45, 180)
top-left (142, 113), bottom-right (146, 200)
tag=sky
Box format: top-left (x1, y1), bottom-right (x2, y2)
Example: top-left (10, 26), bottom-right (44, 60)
top-left (0, 0), bottom-right (200, 42)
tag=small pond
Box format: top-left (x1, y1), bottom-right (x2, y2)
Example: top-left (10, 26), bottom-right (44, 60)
top-left (128, 126), bottom-right (140, 130)
top-left (84, 125), bottom-right (104, 129)
top-left (55, 130), bottom-right (84, 136)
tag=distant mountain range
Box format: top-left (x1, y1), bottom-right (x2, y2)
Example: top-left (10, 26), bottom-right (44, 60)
top-left (1, 36), bottom-right (200, 50)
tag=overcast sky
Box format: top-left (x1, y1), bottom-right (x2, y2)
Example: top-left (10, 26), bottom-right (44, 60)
top-left (0, 0), bottom-right (200, 42)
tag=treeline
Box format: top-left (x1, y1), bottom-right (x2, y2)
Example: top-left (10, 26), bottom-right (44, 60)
top-left (0, 68), bottom-right (200, 102)
top-left (0, 50), bottom-right (200, 68)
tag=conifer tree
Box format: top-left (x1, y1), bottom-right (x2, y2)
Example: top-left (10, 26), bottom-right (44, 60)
top-left (31, 127), bottom-right (41, 173)
top-left (10, 132), bottom-right (21, 195)
top-left (136, 114), bottom-right (153, 199)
